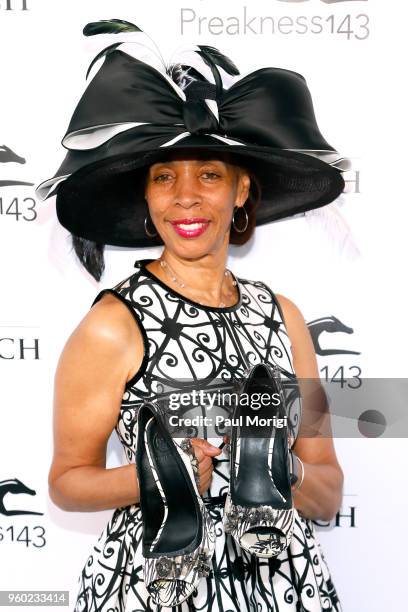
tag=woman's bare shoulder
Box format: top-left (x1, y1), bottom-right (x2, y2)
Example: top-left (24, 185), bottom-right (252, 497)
top-left (62, 291), bottom-right (144, 386)
top-left (70, 292), bottom-right (133, 345)
top-left (274, 293), bottom-right (305, 327)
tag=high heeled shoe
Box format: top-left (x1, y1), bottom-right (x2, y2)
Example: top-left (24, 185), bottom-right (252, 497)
top-left (222, 362), bottom-right (295, 558)
top-left (135, 401), bottom-right (216, 606)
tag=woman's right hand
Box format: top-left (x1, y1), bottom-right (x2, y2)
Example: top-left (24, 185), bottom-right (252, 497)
top-left (189, 438), bottom-right (222, 496)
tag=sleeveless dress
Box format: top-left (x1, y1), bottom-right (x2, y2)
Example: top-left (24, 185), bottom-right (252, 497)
top-left (73, 258), bottom-right (342, 612)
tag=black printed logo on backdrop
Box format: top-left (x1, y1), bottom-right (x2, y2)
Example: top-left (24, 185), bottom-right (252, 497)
top-left (306, 313), bottom-right (367, 447)
top-left (308, 316), bottom-right (360, 357)
top-left (0, 144), bottom-right (37, 222)
top-left (308, 317), bottom-right (359, 530)
top-left (181, 5), bottom-right (370, 39)
top-left (0, 145), bottom-right (32, 188)
top-left (0, 336), bottom-right (40, 359)
top-left (0, 478), bottom-right (43, 516)
top-left (0, 479), bottom-right (47, 549)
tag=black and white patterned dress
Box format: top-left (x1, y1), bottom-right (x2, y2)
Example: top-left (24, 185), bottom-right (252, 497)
top-left (73, 258), bottom-right (342, 612)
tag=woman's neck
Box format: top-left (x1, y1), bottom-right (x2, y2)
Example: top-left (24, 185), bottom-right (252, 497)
top-left (146, 251), bottom-right (238, 307)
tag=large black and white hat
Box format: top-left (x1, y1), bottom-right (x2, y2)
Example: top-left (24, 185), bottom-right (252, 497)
top-left (35, 19), bottom-right (350, 247)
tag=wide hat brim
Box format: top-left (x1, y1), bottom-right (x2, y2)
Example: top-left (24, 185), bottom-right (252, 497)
top-left (38, 136), bottom-right (345, 248)
top-left (35, 47), bottom-right (348, 247)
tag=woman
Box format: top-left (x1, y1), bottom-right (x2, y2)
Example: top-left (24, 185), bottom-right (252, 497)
top-left (36, 20), bottom-right (346, 611)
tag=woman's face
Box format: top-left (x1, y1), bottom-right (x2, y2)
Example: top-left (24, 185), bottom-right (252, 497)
top-left (144, 154), bottom-right (251, 259)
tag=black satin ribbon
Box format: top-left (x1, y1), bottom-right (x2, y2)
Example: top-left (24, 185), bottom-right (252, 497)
top-left (63, 49), bottom-right (335, 153)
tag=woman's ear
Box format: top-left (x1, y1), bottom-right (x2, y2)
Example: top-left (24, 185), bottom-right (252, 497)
top-left (236, 171), bottom-right (251, 206)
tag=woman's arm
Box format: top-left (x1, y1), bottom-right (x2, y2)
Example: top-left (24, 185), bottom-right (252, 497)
top-left (48, 293), bottom-right (145, 512)
top-left (275, 294), bottom-right (344, 522)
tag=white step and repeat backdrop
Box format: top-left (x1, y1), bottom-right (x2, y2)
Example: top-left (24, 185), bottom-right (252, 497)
top-left (1, 1), bottom-right (407, 611)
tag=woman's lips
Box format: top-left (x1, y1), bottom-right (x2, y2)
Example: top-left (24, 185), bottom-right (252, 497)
top-left (170, 218), bottom-right (210, 239)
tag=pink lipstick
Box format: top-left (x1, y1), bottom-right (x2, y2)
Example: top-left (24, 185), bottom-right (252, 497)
top-left (170, 217), bottom-right (210, 239)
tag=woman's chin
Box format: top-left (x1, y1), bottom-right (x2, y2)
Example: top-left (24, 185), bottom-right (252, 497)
top-left (167, 246), bottom-right (212, 261)
top-left (162, 236), bottom-right (213, 256)
top-left (159, 228), bottom-right (230, 259)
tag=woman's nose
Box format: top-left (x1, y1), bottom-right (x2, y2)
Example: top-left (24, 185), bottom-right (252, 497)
top-left (173, 175), bottom-right (202, 208)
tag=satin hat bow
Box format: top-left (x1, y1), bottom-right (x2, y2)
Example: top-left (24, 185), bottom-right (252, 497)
top-left (59, 50), bottom-right (341, 158)
top-left (35, 20), bottom-right (349, 247)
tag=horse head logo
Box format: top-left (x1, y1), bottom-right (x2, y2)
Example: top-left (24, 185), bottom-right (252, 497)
top-left (307, 316), bottom-right (360, 356)
top-left (0, 478), bottom-right (44, 516)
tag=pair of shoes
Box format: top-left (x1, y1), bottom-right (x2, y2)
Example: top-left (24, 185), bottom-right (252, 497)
top-left (135, 362), bottom-right (297, 605)
top-left (222, 362), bottom-right (296, 558)
top-left (135, 401), bottom-right (216, 607)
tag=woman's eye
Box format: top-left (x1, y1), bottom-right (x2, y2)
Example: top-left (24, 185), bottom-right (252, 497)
top-left (202, 172), bottom-right (220, 179)
top-left (153, 174), bottom-right (172, 182)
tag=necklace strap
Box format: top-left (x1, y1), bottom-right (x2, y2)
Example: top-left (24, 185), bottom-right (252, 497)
top-left (158, 256), bottom-right (237, 308)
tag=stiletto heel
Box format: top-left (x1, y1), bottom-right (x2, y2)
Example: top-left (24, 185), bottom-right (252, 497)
top-left (135, 401), bottom-right (216, 606)
top-left (223, 363), bottom-right (295, 558)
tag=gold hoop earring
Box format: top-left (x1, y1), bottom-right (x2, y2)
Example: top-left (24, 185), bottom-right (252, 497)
top-left (232, 205), bottom-right (248, 233)
top-left (144, 215), bottom-right (158, 238)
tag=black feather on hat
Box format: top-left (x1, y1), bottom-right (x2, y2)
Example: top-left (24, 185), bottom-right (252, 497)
top-left (35, 19), bottom-right (350, 249)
